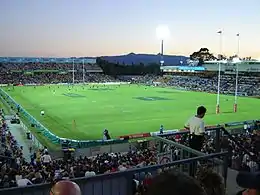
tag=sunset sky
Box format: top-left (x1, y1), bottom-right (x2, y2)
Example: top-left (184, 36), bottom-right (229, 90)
top-left (0, 0), bottom-right (260, 58)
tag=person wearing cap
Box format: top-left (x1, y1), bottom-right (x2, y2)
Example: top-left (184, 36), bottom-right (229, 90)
top-left (185, 106), bottom-right (207, 151)
top-left (236, 171), bottom-right (260, 195)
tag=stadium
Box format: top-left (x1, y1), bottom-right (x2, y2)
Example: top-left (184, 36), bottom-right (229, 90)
top-left (0, 57), bottom-right (259, 148)
top-left (1, 0), bottom-right (260, 194)
top-left (0, 54), bottom-right (260, 195)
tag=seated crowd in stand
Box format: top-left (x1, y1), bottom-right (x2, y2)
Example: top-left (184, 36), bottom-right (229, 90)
top-left (0, 72), bottom-right (118, 84)
top-left (163, 128), bottom-right (260, 172)
top-left (1, 61), bottom-right (260, 97)
top-left (0, 113), bottom-right (158, 188)
top-left (0, 62), bottom-right (102, 71)
top-left (1, 110), bottom-right (260, 193)
top-left (164, 74), bottom-right (260, 96)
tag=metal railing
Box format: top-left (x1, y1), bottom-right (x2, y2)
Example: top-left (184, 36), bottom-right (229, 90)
top-left (0, 152), bottom-right (228, 195)
top-left (156, 126), bottom-right (224, 152)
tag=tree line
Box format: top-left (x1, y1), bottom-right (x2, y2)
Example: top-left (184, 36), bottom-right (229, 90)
top-left (97, 48), bottom-right (252, 75)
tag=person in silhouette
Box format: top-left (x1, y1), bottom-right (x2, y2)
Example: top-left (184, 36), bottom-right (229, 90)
top-left (236, 171), bottom-right (260, 195)
top-left (145, 171), bottom-right (206, 195)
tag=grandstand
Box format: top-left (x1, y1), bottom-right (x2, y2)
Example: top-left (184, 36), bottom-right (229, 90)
top-left (0, 57), bottom-right (260, 195)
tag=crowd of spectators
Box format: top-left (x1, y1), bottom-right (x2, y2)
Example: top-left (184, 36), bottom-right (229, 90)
top-left (0, 148), bottom-right (157, 188)
top-left (0, 61), bottom-right (115, 84)
top-left (0, 72), bottom-right (118, 85)
top-left (1, 62), bottom-right (260, 98)
top-left (165, 74), bottom-right (260, 96)
top-left (161, 125), bottom-right (260, 173)
top-left (0, 113), bottom-right (158, 189)
top-left (0, 62), bottom-right (101, 71)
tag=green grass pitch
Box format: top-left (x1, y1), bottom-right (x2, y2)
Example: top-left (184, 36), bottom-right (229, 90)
top-left (3, 84), bottom-right (260, 141)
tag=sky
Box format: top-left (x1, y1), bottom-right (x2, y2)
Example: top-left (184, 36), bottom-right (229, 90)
top-left (0, 0), bottom-right (260, 58)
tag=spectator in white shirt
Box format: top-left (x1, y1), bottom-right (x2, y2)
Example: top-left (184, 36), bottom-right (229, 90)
top-left (118, 163), bottom-right (127, 171)
top-left (41, 152), bottom-right (52, 164)
top-left (16, 175), bottom-right (32, 187)
top-left (185, 106), bottom-right (207, 151)
top-left (244, 123), bottom-right (248, 131)
top-left (85, 168), bottom-right (96, 177)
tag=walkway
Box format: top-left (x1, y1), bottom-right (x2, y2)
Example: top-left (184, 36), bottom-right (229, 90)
top-left (227, 168), bottom-right (242, 195)
top-left (5, 115), bottom-right (31, 162)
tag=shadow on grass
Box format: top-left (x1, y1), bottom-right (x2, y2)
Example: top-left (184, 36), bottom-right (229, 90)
top-left (157, 91), bottom-right (176, 94)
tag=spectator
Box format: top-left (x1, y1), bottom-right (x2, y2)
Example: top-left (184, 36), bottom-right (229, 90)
top-left (16, 174), bottom-right (32, 187)
top-left (41, 151), bottom-right (52, 164)
top-left (145, 171), bottom-right (206, 195)
top-left (50, 180), bottom-right (81, 195)
top-left (84, 168), bottom-right (96, 177)
top-left (185, 106), bottom-right (207, 151)
top-left (32, 172), bottom-right (43, 184)
top-left (236, 171), bottom-right (260, 195)
top-left (196, 168), bottom-right (225, 195)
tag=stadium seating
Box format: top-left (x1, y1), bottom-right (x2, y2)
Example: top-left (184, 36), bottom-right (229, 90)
top-left (166, 75), bottom-right (260, 96)
top-left (1, 61), bottom-right (260, 97)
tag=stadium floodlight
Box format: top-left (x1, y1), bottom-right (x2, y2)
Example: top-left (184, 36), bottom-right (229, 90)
top-left (156, 25), bottom-right (170, 66)
top-left (156, 25), bottom-right (170, 40)
top-left (233, 57), bottom-right (241, 113)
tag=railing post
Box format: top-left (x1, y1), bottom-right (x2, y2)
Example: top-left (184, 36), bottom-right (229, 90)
top-left (215, 127), bottom-right (221, 152)
top-left (159, 140), bottom-right (163, 153)
top-left (126, 173), bottom-right (133, 195)
top-left (222, 153), bottom-right (229, 188)
top-left (180, 149), bottom-right (184, 172)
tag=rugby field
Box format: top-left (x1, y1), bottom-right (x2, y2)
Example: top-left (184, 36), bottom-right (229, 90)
top-left (2, 84), bottom-right (259, 141)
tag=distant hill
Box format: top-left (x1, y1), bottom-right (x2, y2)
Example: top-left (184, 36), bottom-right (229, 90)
top-left (101, 53), bottom-right (189, 66)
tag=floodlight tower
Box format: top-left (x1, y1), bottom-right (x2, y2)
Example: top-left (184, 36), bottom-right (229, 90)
top-left (216, 30), bottom-right (223, 114)
top-left (156, 25), bottom-right (170, 66)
